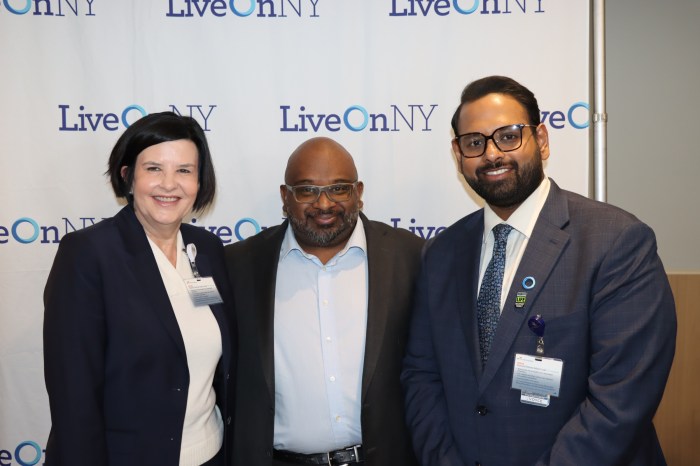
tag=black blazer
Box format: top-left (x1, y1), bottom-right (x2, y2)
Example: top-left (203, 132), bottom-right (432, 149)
top-left (43, 205), bottom-right (235, 466)
top-left (225, 213), bottom-right (423, 466)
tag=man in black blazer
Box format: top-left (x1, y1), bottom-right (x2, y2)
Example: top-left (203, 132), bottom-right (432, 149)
top-left (225, 137), bottom-right (422, 466)
top-left (402, 76), bottom-right (677, 465)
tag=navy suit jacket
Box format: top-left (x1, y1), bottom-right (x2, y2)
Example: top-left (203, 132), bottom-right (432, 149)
top-left (225, 213), bottom-right (423, 466)
top-left (402, 180), bottom-right (676, 466)
top-left (43, 205), bottom-right (235, 466)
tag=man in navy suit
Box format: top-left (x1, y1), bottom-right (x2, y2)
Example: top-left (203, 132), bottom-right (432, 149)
top-left (401, 76), bottom-right (677, 465)
top-left (226, 137), bottom-right (422, 466)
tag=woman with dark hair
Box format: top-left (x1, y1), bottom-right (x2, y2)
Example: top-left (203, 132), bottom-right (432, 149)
top-left (43, 112), bottom-right (235, 466)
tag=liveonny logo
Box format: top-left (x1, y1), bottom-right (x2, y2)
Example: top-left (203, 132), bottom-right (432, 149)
top-left (57, 104), bottom-right (217, 132)
top-left (389, 0), bottom-right (544, 17)
top-left (541, 102), bottom-right (589, 130)
top-left (0, 440), bottom-right (44, 466)
top-left (0, 215), bottom-right (270, 245)
top-left (166, 0), bottom-right (319, 18)
top-left (0, 0), bottom-right (95, 16)
top-left (280, 104), bottom-right (438, 133)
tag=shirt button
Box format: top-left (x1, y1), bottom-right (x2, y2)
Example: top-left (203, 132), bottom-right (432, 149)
top-left (330, 376), bottom-right (336, 382)
top-left (326, 336), bottom-right (332, 342)
top-left (323, 299), bottom-right (329, 305)
top-left (476, 405), bottom-right (488, 416)
top-left (335, 415), bottom-right (341, 422)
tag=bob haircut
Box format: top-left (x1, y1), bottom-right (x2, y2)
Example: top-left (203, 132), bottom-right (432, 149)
top-left (450, 75), bottom-right (541, 135)
top-left (106, 111), bottom-right (216, 212)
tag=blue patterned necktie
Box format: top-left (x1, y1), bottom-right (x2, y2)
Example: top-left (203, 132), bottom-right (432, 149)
top-left (477, 223), bottom-right (513, 367)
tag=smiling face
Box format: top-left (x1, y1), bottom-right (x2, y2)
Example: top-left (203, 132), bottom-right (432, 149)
top-left (280, 137), bottom-right (364, 262)
top-left (123, 139), bottom-right (199, 239)
top-left (452, 93), bottom-right (550, 220)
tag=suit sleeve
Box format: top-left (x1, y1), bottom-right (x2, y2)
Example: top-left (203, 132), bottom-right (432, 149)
top-left (539, 222), bottom-right (676, 465)
top-left (402, 252), bottom-right (466, 466)
top-left (43, 232), bottom-right (108, 465)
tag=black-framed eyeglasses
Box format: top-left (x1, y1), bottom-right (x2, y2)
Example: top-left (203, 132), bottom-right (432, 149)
top-left (453, 124), bottom-right (538, 158)
top-left (285, 182), bottom-right (358, 204)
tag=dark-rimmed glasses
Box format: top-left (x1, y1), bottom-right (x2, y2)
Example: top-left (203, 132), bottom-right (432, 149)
top-left (285, 182), bottom-right (358, 204)
top-left (453, 124), bottom-right (538, 158)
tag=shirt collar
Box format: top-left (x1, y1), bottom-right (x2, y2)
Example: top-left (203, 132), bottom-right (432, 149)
top-left (483, 176), bottom-right (551, 241)
top-left (280, 215), bottom-right (367, 262)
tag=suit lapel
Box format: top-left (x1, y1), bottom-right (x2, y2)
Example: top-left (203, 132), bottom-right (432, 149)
top-left (455, 213), bottom-right (486, 380)
top-left (479, 181), bottom-right (571, 392)
top-left (361, 215), bottom-right (392, 400)
top-left (255, 223), bottom-right (286, 401)
top-left (115, 205), bottom-right (187, 360)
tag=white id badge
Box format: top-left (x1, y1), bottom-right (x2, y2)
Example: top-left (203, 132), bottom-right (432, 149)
top-left (520, 391), bottom-right (550, 407)
top-left (184, 277), bottom-right (223, 307)
top-left (512, 353), bottom-right (563, 401)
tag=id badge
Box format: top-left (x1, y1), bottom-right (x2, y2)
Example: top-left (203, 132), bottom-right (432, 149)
top-left (512, 353), bottom-right (563, 406)
top-left (184, 277), bottom-right (223, 307)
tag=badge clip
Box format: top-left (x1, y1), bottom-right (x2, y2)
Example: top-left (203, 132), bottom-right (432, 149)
top-left (527, 314), bottom-right (546, 355)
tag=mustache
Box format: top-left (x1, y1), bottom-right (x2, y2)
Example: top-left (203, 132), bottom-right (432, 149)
top-left (306, 208), bottom-right (342, 217)
top-left (477, 159), bottom-right (517, 174)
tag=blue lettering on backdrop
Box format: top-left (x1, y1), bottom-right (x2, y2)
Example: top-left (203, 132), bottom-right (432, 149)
top-left (280, 104), bottom-right (438, 132)
top-left (1, 0), bottom-right (95, 16)
top-left (389, 0), bottom-right (544, 17)
top-left (165, 0), bottom-right (320, 18)
top-left (540, 102), bottom-right (590, 129)
top-left (390, 218), bottom-right (446, 240)
top-left (57, 104), bottom-right (217, 131)
top-left (0, 215), bottom-right (438, 245)
top-left (0, 440), bottom-right (44, 466)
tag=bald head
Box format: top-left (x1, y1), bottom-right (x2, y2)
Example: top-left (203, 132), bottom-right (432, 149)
top-left (280, 137), bottom-right (364, 263)
top-left (284, 137), bottom-right (358, 185)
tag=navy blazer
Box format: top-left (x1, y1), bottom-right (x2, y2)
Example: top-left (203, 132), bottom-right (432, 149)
top-left (43, 205), bottom-right (235, 466)
top-left (225, 213), bottom-right (423, 466)
top-left (402, 180), bottom-right (676, 466)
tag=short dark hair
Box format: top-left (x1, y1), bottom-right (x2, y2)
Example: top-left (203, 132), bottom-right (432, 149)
top-left (450, 76), bottom-right (541, 134)
top-left (106, 111), bottom-right (216, 212)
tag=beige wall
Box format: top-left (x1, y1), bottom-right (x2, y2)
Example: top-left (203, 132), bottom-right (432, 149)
top-left (654, 274), bottom-right (700, 464)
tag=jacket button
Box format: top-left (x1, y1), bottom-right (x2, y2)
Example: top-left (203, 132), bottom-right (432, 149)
top-left (476, 405), bottom-right (488, 416)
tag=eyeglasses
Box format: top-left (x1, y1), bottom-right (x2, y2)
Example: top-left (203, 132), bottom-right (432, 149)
top-left (453, 124), bottom-right (538, 158)
top-left (285, 182), bottom-right (358, 204)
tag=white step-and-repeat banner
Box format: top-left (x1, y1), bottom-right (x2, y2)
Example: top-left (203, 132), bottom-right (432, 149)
top-left (0, 0), bottom-right (589, 463)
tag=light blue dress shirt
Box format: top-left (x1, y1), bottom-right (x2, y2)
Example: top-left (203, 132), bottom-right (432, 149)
top-left (273, 218), bottom-right (368, 454)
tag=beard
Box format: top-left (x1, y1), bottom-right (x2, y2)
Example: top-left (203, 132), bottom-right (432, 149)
top-left (289, 204), bottom-right (360, 248)
top-left (465, 148), bottom-right (545, 209)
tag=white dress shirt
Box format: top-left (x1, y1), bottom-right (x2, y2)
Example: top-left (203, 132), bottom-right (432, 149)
top-left (273, 218), bottom-right (368, 454)
top-left (479, 177), bottom-right (551, 312)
